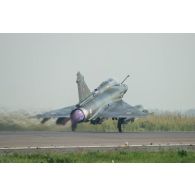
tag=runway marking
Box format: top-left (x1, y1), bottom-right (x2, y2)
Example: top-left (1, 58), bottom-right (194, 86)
top-left (0, 143), bottom-right (195, 150)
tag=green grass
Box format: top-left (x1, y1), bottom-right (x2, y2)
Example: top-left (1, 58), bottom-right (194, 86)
top-left (0, 112), bottom-right (195, 131)
top-left (1, 150), bottom-right (195, 163)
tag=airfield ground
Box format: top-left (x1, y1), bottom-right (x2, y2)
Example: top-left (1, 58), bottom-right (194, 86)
top-left (0, 131), bottom-right (195, 149)
top-left (0, 130), bottom-right (195, 162)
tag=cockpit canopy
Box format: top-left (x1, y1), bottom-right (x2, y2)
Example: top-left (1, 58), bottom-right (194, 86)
top-left (94, 78), bottom-right (119, 94)
top-left (99, 78), bottom-right (117, 88)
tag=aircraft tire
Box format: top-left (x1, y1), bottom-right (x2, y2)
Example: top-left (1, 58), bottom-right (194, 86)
top-left (117, 119), bottom-right (122, 133)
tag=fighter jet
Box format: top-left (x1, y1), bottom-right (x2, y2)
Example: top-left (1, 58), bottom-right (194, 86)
top-left (37, 72), bottom-right (148, 132)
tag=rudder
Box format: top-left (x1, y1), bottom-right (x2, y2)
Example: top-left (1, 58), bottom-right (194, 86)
top-left (76, 72), bottom-right (91, 102)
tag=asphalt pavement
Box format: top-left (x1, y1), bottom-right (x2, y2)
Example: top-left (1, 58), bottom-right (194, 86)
top-left (0, 130), bottom-right (195, 150)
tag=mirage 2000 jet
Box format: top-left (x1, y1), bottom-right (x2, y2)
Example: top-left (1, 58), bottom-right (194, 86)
top-left (37, 72), bottom-right (148, 132)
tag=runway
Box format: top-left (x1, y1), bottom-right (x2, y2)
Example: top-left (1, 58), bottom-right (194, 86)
top-left (0, 130), bottom-right (195, 151)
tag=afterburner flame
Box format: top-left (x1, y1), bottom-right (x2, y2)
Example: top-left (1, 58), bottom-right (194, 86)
top-left (71, 109), bottom-right (85, 123)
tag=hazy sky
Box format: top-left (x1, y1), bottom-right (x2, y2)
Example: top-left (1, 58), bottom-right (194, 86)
top-left (0, 34), bottom-right (194, 111)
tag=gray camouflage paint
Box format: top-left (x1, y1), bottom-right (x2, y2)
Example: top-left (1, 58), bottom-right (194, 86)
top-left (38, 72), bottom-right (148, 132)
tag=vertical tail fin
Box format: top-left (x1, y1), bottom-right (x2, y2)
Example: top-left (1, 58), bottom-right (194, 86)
top-left (76, 72), bottom-right (91, 102)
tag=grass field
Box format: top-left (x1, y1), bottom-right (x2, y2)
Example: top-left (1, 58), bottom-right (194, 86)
top-left (1, 149), bottom-right (195, 163)
top-left (0, 111), bottom-right (195, 131)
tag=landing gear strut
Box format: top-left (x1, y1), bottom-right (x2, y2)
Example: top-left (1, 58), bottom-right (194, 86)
top-left (117, 118), bottom-right (125, 133)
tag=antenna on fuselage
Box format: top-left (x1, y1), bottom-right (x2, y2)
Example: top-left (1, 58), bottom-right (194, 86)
top-left (121, 75), bottom-right (130, 84)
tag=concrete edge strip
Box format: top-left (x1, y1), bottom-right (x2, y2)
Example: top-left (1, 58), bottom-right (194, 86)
top-left (0, 143), bottom-right (195, 150)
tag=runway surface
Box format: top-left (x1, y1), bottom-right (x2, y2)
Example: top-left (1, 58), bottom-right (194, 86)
top-left (0, 130), bottom-right (195, 151)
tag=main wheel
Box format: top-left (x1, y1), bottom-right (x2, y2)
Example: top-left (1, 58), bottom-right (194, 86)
top-left (117, 118), bottom-right (124, 133)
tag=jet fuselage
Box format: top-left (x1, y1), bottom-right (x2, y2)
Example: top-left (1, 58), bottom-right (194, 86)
top-left (72, 79), bottom-right (128, 123)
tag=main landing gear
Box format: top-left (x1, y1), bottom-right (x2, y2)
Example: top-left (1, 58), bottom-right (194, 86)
top-left (117, 117), bottom-right (135, 133)
top-left (117, 118), bottom-right (125, 133)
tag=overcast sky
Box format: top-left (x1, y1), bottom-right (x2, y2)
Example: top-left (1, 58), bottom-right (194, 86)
top-left (0, 34), bottom-right (194, 111)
